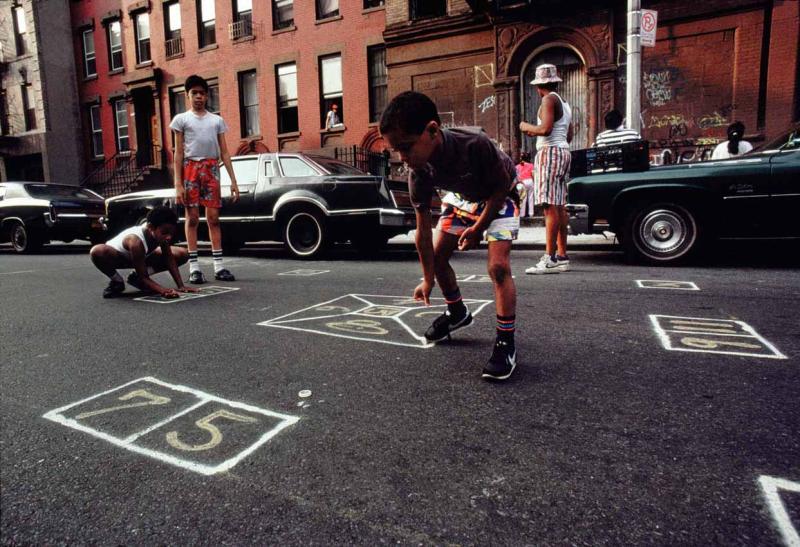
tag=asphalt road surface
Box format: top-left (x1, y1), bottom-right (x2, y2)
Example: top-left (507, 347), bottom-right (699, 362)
top-left (2, 242), bottom-right (799, 545)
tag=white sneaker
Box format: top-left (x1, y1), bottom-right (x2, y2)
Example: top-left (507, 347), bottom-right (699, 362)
top-left (554, 255), bottom-right (570, 272)
top-left (525, 254), bottom-right (561, 274)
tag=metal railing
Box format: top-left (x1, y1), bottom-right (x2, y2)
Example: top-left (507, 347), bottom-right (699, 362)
top-left (81, 144), bottom-right (161, 198)
top-left (165, 37), bottom-right (183, 57)
top-left (334, 145), bottom-right (390, 177)
top-left (229, 14), bottom-right (253, 40)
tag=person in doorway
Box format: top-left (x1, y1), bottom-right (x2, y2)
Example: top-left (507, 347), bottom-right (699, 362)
top-left (593, 109), bottom-right (641, 147)
top-left (519, 63), bottom-right (573, 274)
top-left (380, 91), bottom-right (520, 381)
top-left (90, 206), bottom-right (196, 299)
top-left (515, 151), bottom-right (535, 218)
top-left (325, 103), bottom-right (342, 129)
top-left (711, 121), bottom-right (753, 160)
top-left (170, 74), bottom-right (239, 284)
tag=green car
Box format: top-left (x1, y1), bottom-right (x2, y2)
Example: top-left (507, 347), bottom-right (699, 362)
top-left (567, 127), bottom-right (800, 264)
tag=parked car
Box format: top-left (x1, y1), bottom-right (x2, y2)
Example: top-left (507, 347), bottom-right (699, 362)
top-left (105, 153), bottom-right (419, 258)
top-left (567, 126), bottom-right (800, 264)
top-left (0, 182), bottom-right (107, 253)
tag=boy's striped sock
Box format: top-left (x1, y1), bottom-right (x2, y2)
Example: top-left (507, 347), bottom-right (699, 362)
top-left (212, 249), bottom-right (224, 273)
top-left (444, 287), bottom-right (467, 319)
top-left (496, 314), bottom-right (516, 345)
top-left (188, 250), bottom-right (200, 273)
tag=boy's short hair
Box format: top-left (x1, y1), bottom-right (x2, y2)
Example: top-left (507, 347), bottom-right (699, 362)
top-left (379, 91), bottom-right (441, 136)
top-left (147, 206), bottom-right (178, 228)
top-left (604, 109), bottom-right (623, 130)
top-left (184, 74), bottom-right (209, 93)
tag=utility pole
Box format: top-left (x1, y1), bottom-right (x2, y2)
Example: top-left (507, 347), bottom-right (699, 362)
top-left (626, 0), bottom-right (642, 132)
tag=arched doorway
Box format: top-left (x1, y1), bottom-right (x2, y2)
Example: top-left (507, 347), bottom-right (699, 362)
top-left (521, 47), bottom-right (588, 152)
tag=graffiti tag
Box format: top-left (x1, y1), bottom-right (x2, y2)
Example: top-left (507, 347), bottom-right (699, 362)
top-left (698, 111), bottom-right (728, 129)
top-left (478, 95), bottom-right (496, 114)
top-left (649, 114), bottom-right (691, 129)
top-left (643, 71), bottom-right (673, 106)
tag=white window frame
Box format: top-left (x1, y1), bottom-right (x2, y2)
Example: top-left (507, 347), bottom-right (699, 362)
top-left (108, 20), bottom-right (123, 71)
top-left (135, 12), bottom-right (151, 64)
top-left (239, 70), bottom-right (260, 137)
top-left (82, 29), bottom-right (97, 77)
top-left (114, 99), bottom-right (130, 152)
top-left (89, 104), bottom-right (104, 158)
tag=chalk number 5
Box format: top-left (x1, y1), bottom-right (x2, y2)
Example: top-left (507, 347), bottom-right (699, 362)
top-left (166, 409), bottom-right (258, 452)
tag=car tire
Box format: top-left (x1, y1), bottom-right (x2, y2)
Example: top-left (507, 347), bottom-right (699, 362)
top-left (623, 201), bottom-right (700, 264)
top-left (283, 209), bottom-right (328, 259)
top-left (10, 222), bottom-right (44, 254)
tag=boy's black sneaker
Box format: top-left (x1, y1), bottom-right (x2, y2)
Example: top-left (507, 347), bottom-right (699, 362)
top-left (102, 279), bottom-right (125, 299)
top-left (482, 340), bottom-right (517, 381)
top-left (214, 269), bottom-right (235, 281)
top-left (126, 272), bottom-right (146, 291)
top-left (189, 270), bottom-right (207, 285)
top-left (424, 310), bottom-right (473, 342)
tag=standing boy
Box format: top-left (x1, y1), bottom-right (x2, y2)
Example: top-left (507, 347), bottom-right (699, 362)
top-left (171, 74), bottom-right (239, 284)
top-left (90, 206), bottom-right (196, 299)
top-left (519, 63), bottom-right (573, 274)
top-left (380, 91), bottom-right (520, 381)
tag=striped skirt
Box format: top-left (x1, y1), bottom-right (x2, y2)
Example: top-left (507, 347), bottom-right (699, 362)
top-left (533, 146), bottom-right (571, 206)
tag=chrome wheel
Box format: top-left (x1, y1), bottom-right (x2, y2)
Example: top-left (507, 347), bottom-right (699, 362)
top-left (625, 202), bottom-right (698, 264)
top-left (284, 211), bottom-right (326, 258)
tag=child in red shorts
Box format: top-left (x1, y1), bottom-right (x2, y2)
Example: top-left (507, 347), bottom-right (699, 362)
top-left (170, 74), bottom-right (239, 283)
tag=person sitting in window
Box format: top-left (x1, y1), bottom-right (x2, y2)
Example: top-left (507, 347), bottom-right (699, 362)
top-left (711, 121), bottom-right (753, 159)
top-left (326, 103), bottom-right (343, 130)
top-left (593, 109), bottom-right (641, 147)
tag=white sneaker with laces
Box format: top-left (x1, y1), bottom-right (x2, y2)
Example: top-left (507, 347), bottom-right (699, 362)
top-left (525, 254), bottom-right (561, 275)
top-left (554, 255), bottom-right (570, 272)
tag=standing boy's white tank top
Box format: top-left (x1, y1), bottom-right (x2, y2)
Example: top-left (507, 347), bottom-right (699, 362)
top-left (106, 226), bottom-right (154, 260)
top-left (537, 92), bottom-right (572, 149)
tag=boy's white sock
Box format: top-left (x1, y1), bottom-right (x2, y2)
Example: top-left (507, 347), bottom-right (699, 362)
top-left (188, 250), bottom-right (200, 273)
top-left (212, 249), bottom-right (224, 273)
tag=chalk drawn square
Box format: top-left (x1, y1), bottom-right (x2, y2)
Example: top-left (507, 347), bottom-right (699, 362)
top-left (258, 294), bottom-right (493, 348)
top-left (636, 280), bottom-right (700, 291)
top-left (134, 286), bottom-right (239, 304)
top-left (649, 315), bottom-right (786, 359)
top-left (43, 377), bottom-right (299, 475)
top-left (277, 269), bottom-right (330, 276)
top-left (759, 476), bottom-right (800, 547)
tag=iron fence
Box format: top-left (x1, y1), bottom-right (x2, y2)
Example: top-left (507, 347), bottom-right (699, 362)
top-left (334, 145), bottom-right (390, 177)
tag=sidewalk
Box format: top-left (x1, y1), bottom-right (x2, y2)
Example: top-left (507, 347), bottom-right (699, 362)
top-left (388, 225), bottom-right (617, 251)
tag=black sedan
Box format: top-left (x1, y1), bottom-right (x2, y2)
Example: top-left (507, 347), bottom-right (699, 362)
top-left (0, 182), bottom-right (107, 253)
top-left (105, 153), bottom-right (419, 259)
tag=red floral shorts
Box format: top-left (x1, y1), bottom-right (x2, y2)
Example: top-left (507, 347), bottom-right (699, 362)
top-left (183, 158), bottom-right (221, 209)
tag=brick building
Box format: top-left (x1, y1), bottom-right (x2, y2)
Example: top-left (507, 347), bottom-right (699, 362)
top-left (69, 0), bottom-right (388, 191)
top-left (1, 0), bottom-right (84, 183)
top-left (384, 0), bottom-right (800, 161)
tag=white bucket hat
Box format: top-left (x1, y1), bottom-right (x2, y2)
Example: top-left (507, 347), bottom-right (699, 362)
top-left (530, 63), bottom-right (562, 85)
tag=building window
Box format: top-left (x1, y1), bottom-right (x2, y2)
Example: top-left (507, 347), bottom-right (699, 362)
top-left (276, 63), bottom-right (298, 134)
top-left (238, 70), bottom-right (259, 137)
top-left (232, 0), bottom-right (253, 38)
top-left (368, 45), bottom-right (387, 123)
top-left (82, 29), bottom-right (97, 78)
top-left (107, 20), bottom-right (123, 71)
top-left (316, 0), bottom-right (338, 20)
top-left (272, 0), bottom-right (293, 30)
top-left (410, 0), bottom-right (445, 19)
top-left (164, 1), bottom-right (183, 56)
top-left (21, 84), bottom-right (35, 131)
top-left (363, 0), bottom-right (384, 8)
top-left (208, 82), bottom-right (220, 114)
top-left (114, 99), bottom-right (130, 152)
top-left (170, 87), bottom-right (186, 118)
top-left (197, 0), bottom-right (216, 48)
top-left (319, 54), bottom-right (343, 128)
top-left (89, 104), bottom-right (104, 158)
top-left (134, 12), bottom-right (151, 64)
top-left (12, 4), bottom-right (26, 56)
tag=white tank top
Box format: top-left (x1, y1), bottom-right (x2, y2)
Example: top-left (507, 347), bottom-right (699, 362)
top-left (537, 92), bottom-right (572, 149)
top-left (106, 226), bottom-right (154, 260)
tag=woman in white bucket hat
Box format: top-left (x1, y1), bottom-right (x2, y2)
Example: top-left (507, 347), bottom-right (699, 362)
top-left (519, 63), bottom-right (574, 274)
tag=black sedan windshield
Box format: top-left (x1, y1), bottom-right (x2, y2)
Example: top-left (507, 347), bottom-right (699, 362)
top-left (25, 184), bottom-right (102, 200)
top-left (310, 157), bottom-right (367, 175)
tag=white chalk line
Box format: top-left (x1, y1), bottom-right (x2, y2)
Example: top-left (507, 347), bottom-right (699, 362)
top-left (759, 475), bottom-right (800, 547)
top-left (262, 323), bottom-right (435, 349)
top-left (43, 377), bottom-right (300, 475)
top-left (635, 279), bottom-right (700, 290)
top-left (134, 286), bottom-right (239, 304)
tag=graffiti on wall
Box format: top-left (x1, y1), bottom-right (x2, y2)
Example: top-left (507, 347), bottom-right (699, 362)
top-left (478, 95), bottom-right (496, 114)
top-left (643, 70), bottom-right (674, 107)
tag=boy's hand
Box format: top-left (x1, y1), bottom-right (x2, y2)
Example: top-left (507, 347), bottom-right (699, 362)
top-left (458, 226), bottom-right (481, 251)
top-left (175, 184), bottom-right (186, 205)
top-left (230, 182), bottom-right (240, 203)
top-left (177, 286), bottom-right (199, 294)
top-left (413, 280), bottom-right (434, 306)
top-left (161, 288), bottom-right (180, 299)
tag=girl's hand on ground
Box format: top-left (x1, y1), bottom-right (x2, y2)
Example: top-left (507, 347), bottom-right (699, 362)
top-left (413, 280), bottom-right (433, 305)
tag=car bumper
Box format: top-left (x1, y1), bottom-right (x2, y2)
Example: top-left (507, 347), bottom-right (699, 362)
top-left (45, 212), bottom-right (107, 233)
top-left (379, 208), bottom-right (416, 228)
top-left (566, 204), bottom-right (589, 235)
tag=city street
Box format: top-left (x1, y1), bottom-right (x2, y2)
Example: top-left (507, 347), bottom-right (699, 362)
top-left (1, 241), bottom-right (798, 545)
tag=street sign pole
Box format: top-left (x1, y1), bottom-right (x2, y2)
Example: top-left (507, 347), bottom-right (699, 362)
top-left (626, 0), bottom-right (642, 132)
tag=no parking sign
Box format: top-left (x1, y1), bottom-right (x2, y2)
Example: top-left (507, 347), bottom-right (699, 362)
top-left (641, 9), bottom-right (658, 47)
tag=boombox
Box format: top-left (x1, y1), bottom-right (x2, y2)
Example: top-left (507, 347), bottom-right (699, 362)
top-left (569, 140), bottom-right (650, 177)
